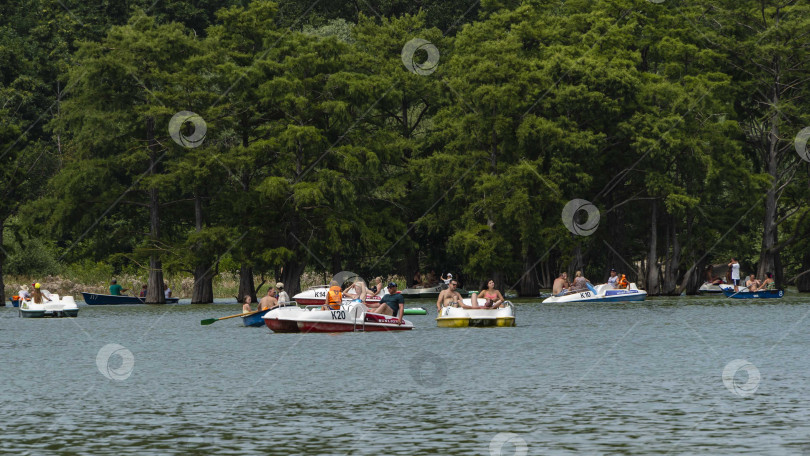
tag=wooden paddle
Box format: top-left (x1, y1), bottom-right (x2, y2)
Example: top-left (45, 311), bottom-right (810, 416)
top-left (201, 309), bottom-right (262, 326)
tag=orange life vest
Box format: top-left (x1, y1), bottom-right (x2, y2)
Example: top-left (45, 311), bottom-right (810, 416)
top-left (617, 275), bottom-right (629, 289)
top-left (327, 286), bottom-right (342, 310)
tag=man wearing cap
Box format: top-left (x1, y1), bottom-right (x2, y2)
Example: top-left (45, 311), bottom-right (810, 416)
top-left (367, 282), bottom-right (405, 324)
top-left (607, 269), bottom-right (619, 288)
top-left (275, 282), bottom-right (290, 305)
top-left (441, 273), bottom-right (453, 285)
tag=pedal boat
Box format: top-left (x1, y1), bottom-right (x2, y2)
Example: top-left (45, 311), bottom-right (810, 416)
top-left (436, 299), bottom-right (515, 328)
top-left (542, 283), bottom-right (647, 303)
top-left (263, 301), bottom-right (413, 333)
top-left (19, 292), bottom-right (79, 318)
top-left (292, 285), bottom-right (382, 306)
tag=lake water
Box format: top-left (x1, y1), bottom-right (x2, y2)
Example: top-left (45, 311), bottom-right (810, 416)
top-left (2, 293), bottom-right (810, 455)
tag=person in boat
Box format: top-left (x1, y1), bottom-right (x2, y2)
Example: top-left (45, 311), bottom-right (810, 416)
top-left (470, 279), bottom-right (505, 308)
top-left (616, 274), bottom-right (629, 289)
top-left (759, 272), bottom-right (776, 290)
top-left (19, 285), bottom-right (32, 301)
top-left (275, 282), bottom-right (290, 305)
top-left (552, 272), bottom-right (568, 296)
top-left (258, 289), bottom-right (278, 311)
top-left (571, 271), bottom-right (590, 292)
top-left (109, 279), bottom-right (128, 296)
top-left (412, 271), bottom-right (423, 288)
top-left (367, 282), bottom-right (404, 324)
top-left (163, 282), bottom-right (172, 299)
top-left (31, 283), bottom-right (50, 304)
top-left (344, 281), bottom-right (369, 303)
top-left (426, 270), bottom-right (438, 286)
top-left (322, 280), bottom-right (343, 310)
top-left (441, 273), bottom-right (453, 285)
top-left (607, 269), bottom-right (619, 288)
top-left (242, 295), bottom-right (253, 313)
top-left (436, 280), bottom-right (464, 312)
top-left (745, 274), bottom-right (761, 292)
top-left (139, 284), bottom-right (147, 297)
top-left (728, 257), bottom-right (741, 292)
top-left (369, 277), bottom-right (388, 298)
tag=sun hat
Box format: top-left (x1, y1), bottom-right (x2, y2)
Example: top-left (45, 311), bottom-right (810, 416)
top-left (275, 282), bottom-right (284, 289)
top-left (448, 273), bottom-right (453, 277)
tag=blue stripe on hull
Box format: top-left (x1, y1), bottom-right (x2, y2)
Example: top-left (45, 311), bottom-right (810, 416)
top-left (581, 294), bottom-right (647, 303)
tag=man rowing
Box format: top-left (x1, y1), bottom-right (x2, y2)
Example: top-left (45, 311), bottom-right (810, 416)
top-left (258, 289), bottom-right (278, 311)
top-left (436, 279), bottom-right (464, 313)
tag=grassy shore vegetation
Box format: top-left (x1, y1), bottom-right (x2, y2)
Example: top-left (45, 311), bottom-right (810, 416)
top-left (1, 0), bottom-right (809, 303)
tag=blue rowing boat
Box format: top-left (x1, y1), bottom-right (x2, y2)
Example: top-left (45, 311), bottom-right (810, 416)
top-left (242, 309), bottom-right (272, 327)
top-left (722, 289), bottom-right (784, 299)
top-left (81, 292), bottom-right (180, 305)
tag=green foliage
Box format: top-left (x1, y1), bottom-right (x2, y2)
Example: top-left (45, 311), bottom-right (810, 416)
top-left (2, 0), bottom-right (808, 296)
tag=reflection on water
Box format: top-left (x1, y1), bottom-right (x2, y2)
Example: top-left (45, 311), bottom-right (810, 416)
top-left (2, 293), bottom-right (810, 454)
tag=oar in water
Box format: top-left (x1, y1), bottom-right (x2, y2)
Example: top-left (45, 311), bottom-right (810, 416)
top-left (201, 309), bottom-right (262, 326)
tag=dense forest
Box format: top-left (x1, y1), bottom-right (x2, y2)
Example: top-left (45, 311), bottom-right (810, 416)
top-left (1, 0), bottom-right (809, 303)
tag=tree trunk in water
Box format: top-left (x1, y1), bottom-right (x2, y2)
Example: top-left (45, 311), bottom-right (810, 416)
top-left (662, 217), bottom-right (681, 295)
top-left (192, 264), bottom-right (214, 304)
top-left (0, 218), bottom-right (5, 304)
top-left (280, 259), bottom-right (307, 298)
top-left (757, 177), bottom-right (778, 284)
top-left (518, 254), bottom-right (540, 297)
top-left (646, 201), bottom-right (660, 295)
top-left (677, 258), bottom-right (706, 296)
top-left (145, 116), bottom-right (165, 304)
top-left (238, 264), bottom-right (256, 303)
top-left (406, 250), bottom-right (419, 287)
top-left (191, 191), bottom-right (214, 304)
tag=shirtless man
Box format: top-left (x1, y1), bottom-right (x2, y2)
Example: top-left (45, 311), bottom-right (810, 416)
top-left (436, 280), bottom-right (465, 313)
top-left (552, 272), bottom-right (569, 295)
top-left (745, 274), bottom-right (760, 292)
top-left (258, 289), bottom-right (278, 311)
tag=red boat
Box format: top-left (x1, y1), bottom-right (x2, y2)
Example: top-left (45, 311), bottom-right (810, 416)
top-left (263, 303), bottom-right (413, 333)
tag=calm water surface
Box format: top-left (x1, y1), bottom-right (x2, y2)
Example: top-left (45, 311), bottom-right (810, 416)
top-left (2, 293), bottom-right (810, 455)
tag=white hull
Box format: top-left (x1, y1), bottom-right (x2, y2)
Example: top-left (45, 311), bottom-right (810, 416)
top-left (436, 299), bottom-right (515, 327)
top-left (542, 283), bottom-right (647, 303)
top-left (19, 293), bottom-right (79, 318)
top-left (263, 302), bottom-right (412, 332)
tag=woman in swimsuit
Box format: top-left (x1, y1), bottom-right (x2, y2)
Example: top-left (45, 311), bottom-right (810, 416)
top-left (471, 279), bottom-right (505, 308)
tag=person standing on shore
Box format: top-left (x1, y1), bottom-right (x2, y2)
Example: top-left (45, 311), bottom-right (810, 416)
top-left (728, 258), bottom-right (741, 292)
